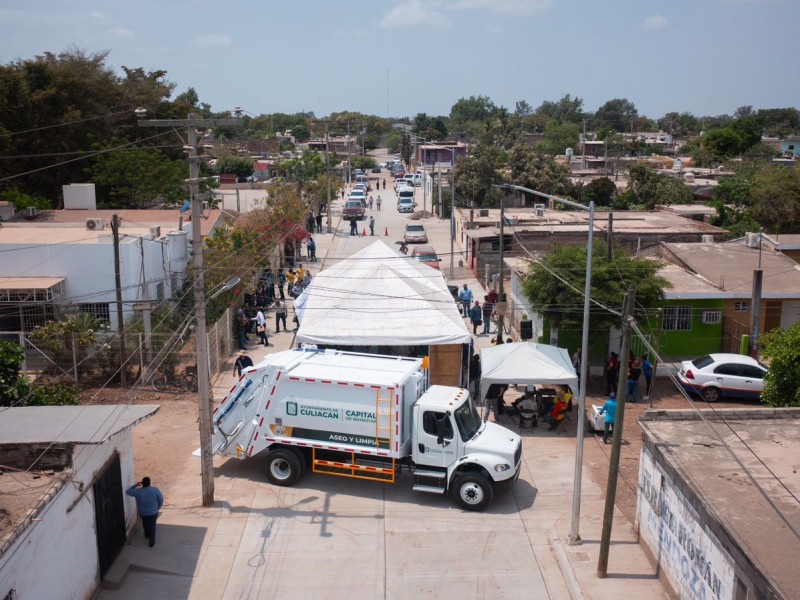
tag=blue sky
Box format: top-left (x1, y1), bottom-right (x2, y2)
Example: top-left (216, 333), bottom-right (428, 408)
top-left (1, 0), bottom-right (797, 121)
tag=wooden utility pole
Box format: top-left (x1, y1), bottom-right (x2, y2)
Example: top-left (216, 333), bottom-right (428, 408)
top-left (597, 288), bottom-right (636, 577)
top-left (110, 214), bottom-right (127, 388)
top-left (496, 193), bottom-right (506, 340)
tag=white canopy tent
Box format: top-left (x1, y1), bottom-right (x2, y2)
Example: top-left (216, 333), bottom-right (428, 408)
top-left (479, 342), bottom-right (578, 402)
top-left (295, 240), bottom-right (470, 346)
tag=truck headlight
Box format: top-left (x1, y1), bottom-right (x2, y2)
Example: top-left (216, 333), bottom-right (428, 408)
top-left (494, 463), bottom-right (511, 472)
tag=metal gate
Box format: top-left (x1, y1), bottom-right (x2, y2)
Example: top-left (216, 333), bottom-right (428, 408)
top-left (93, 453), bottom-right (126, 578)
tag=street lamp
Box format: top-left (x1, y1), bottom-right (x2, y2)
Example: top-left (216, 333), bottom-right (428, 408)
top-left (494, 183), bottom-right (595, 545)
top-left (136, 107), bottom-right (242, 507)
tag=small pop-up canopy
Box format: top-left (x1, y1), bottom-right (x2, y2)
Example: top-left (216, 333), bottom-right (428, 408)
top-left (479, 342), bottom-right (578, 402)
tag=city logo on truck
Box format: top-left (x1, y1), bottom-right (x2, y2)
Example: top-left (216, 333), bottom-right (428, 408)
top-left (345, 410), bottom-right (375, 423)
top-left (294, 402), bottom-right (339, 419)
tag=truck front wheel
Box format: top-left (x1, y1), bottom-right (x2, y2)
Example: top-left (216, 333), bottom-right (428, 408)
top-left (451, 474), bottom-right (493, 511)
top-left (265, 449), bottom-right (302, 486)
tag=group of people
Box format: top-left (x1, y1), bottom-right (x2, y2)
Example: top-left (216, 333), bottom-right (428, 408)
top-left (459, 284), bottom-right (499, 336)
top-left (604, 351), bottom-right (654, 403)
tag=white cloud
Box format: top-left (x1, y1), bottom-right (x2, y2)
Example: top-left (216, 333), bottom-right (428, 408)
top-left (194, 34), bottom-right (233, 48)
top-left (110, 27), bottom-right (136, 40)
top-left (380, 0), bottom-right (450, 29)
top-left (641, 15), bottom-right (669, 31)
top-left (449, 0), bottom-right (553, 17)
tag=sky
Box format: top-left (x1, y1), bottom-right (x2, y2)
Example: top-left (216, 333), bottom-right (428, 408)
top-left (1, 0), bottom-right (798, 121)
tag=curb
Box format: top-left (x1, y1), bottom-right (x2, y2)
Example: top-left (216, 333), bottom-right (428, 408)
top-left (548, 530), bottom-right (585, 600)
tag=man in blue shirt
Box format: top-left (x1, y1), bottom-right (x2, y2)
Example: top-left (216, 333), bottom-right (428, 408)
top-left (598, 393), bottom-right (617, 444)
top-left (641, 354), bottom-right (654, 400)
top-left (458, 284), bottom-right (474, 317)
top-left (126, 477), bottom-right (164, 547)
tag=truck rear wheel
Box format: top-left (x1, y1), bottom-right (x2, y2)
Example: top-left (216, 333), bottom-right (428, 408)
top-left (451, 474), bottom-right (493, 511)
top-left (265, 449), bottom-right (302, 486)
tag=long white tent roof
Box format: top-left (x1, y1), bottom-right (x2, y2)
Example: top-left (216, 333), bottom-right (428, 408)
top-left (295, 240), bottom-right (470, 346)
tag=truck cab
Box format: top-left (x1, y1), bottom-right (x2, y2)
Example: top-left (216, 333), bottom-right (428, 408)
top-left (411, 386), bottom-right (521, 510)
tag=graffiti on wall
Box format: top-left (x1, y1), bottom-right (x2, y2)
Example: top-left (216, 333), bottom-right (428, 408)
top-left (636, 449), bottom-right (735, 600)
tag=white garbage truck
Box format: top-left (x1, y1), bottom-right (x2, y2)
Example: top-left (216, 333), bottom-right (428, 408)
top-left (213, 348), bottom-right (522, 511)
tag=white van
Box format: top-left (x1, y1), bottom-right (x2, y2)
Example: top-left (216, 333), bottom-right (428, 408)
top-left (355, 174), bottom-right (371, 191)
top-left (397, 186), bottom-right (415, 208)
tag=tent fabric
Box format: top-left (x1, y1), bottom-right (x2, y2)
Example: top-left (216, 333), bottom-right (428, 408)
top-left (295, 240), bottom-right (470, 346)
top-left (479, 342), bottom-right (578, 402)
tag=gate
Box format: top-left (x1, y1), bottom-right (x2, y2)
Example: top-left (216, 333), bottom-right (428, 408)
top-left (93, 453), bottom-right (126, 578)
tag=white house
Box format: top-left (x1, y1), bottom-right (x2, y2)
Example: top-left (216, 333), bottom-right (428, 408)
top-left (0, 405), bottom-right (159, 599)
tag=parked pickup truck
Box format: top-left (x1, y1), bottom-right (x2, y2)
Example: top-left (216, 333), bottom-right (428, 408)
top-left (343, 198), bottom-right (365, 220)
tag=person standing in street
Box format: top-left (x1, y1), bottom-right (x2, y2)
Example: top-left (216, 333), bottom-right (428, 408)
top-left (368, 195), bottom-right (374, 209)
top-left (369, 215), bottom-right (375, 236)
top-left (277, 269), bottom-right (287, 300)
top-left (376, 196), bottom-right (382, 211)
top-left (252, 307), bottom-right (269, 346)
top-left (316, 212), bottom-right (323, 233)
top-left (458, 284), bottom-right (474, 317)
top-left (382, 179), bottom-right (386, 190)
top-left (598, 393), bottom-right (617, 444)
top-left (468, 301), bottom-right (482, 335)
top-left (307, 212), bottom-right (315, 234)
top-left (349, 218), bottom-right (358, 236)
top-left (233, 351), bottom-right (253, 377)
top-left (307, 236), bottom-right (317, 262)
top-left (605, 351), bottom-right (619, 395)
top-left (481, 295), bottom-right (494, 335)
top-left (274, 299), bottom-right (288, 332)
top-left (126, 477), bottom-right (163, 547)
top-left (236, 306), bottom-right (248, 350)
top-left (626, 358), bottom-right (642, 403)
top-left (641, 354), bottom-right (654, 400)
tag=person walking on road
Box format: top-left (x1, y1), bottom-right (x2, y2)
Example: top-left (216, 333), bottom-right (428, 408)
top-left (627, 358), bottom-right (642, 403)
top-left (316, 212), bottom-right (323, 233)
top-left (458, 284), bottom-right (474, 317)
top-left (349, 218), bottom-right (358, 236)
top-left (307, 236), bottom-right (317, 262)
top-left (376, 196), bottom-right (382, 211)
top-left (126, 477), bottom-right (163, 548)
top-left (382, 179), bottom-right (386, 190)
top-left (274, 299), bottom-right (288, 332)
top-left (599, 393), bottom-right (617, 444)
top-left (234, 351), bottom-right (253, 377)
top-left (641, 354), bottom-right (654, 400)
top-left (277, 269), bottom-right (287, 301)
top-left (369, 216), bottom-right (375, 236)
top-left (468, 301), bottom-right (482, 335)
top-left (368, 196), bottom-right (374, 209)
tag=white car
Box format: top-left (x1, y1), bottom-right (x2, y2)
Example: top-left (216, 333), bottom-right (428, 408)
top-left (403, 223), bottom-right (428, 243)
top-left (397, 197), bottom-right (415, 213)
top-left (677, 353), bottom-right (768, 402)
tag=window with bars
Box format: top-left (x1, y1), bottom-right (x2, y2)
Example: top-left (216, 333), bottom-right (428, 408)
top-left (78, 303), bottom-right (110, 324)
top-left (734, 302), bottom-right (749, 312)
top-left (663, 306), bottom-right (692, 331)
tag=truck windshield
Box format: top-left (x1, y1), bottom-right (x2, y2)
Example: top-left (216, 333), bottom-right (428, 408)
top-left (453, 397), bottom-right (481, 442)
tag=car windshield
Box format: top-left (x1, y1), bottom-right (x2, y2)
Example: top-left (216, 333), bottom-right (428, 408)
top-left (416, 253), bottom-right (437, 262)
top-left (350, 191), bottom-right (364, 197)
top-left (345, 201), bottom-right (361, 207)
top-left (454, 397), bottom-right (481, 442)
top-left (406, 225), bottom-right (424, 232)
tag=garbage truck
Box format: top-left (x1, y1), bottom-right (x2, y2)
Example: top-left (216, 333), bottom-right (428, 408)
top-left (213, 348), bottom-right (522, 511)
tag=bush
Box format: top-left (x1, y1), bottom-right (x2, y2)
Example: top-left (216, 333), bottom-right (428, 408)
top-left (760, 323), bottom-right (800, 407)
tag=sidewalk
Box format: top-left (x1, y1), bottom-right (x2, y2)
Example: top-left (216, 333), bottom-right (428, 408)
top-left (100, 190), bottom-right (668, 599)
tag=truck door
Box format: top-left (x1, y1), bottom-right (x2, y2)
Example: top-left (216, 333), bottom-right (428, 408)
top-left (412, 405), bottom-right (458, 469)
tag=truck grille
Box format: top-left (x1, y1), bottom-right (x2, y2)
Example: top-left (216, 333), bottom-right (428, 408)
top-left (514, 442), bottom-right (522, 466)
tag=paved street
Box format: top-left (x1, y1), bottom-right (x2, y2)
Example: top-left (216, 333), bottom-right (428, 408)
top-left (99, 157), bottom-right (668, 599)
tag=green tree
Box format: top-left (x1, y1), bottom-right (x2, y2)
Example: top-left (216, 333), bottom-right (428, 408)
top-left (0, 189), bottom-right (50, 213)
top-left (449, 95), bottom-right (497, 139)
top-left (537, 122), bottom-right (580, 155)
top-left (278, 150), bottom-right (325, 194)
top-left (760, 322), bottom-right (800, 407)
top-left (453, 140), bottom-right (504, 206)
top-left (594, 98), bottom-right (638, 132)
top-left (215, 155), bottom-right (255, 179)
top-left (0, 340), bottom-right (80, 406)
top-left (87, 140), bottom-right (187, 208)
top-left (581, 177), bottom-right (617, 207)
top-left (535, 94), bottom-right (585, 124)
top-left (507, 144), bottom-right (572, 197)
top-left (521, 242), bottom-right (667, 335)
top-left (385, 129), bottom-right (404, 153)
top-left (749, 163), bottom-right (800, 233)
top-left (620, 163), bottom-right (692, 209)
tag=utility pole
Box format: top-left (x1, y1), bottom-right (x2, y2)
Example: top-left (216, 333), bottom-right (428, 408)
top-left (598, 288), bottom-right (636, 577)
top-left (110, 214), bottom-right (127, 388)
top-left (750, 230), bottom-right (764, 356)
top-left (325, 124), bottom-right (332, 233)
top-left (346, 122), bottom-right (351, 186)
top-left (496, 193), bottom-right (506, 339)
top-left (582, 119), bottom-right (587, 170)
top-left (137, 107), bottom-right (242, 507)
top-left (138, 237), bottom-right (153, 378)
top-left (607, 213), bottom-right (614, 260)
top-left (450, 149), bottom-right (456, 277)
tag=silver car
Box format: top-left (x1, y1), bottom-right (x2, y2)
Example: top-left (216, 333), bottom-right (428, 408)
top-left (403, 223), bottom-right (428, 243)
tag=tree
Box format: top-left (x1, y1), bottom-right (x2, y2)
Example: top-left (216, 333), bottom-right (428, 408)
top-left (87, 140), bottom-right (187, 207)
top-left (507, 144), bottom-right (572, 197)
top-left (760, 322), bottom-right (800, 407)
top-left (385, 129), bottom-right (404, 153)
top-left (514, 100), bottom-right (533, 117)
top-left (581, 177), bottom-right (617, 207)
top-left (278, 150), bottom-right (325, 194)
top-left (536, 122), bottom-right (580, 155)
top-left (535, 94), bottom-right (585, 124)
top-left (453, 140), bottom-right (503, 206)
top-left (449, 95), bottom-right (497, 139)
top-left (0, 340), bottom-right (80, 407)
top-left (749, 163), bottom-right (800, 233)
top-left (619, 163), bottom-right (692, 209)
top-left (594, 98), bottom-right (638, 132)
top-left (521, 242), bottom-right (667, 335)
top-left (215, 155), bottom-right (255, 180)
top-left (0, 189), bottom-right (50, 213)
top-left (401, 134), bottom-right (412, 166)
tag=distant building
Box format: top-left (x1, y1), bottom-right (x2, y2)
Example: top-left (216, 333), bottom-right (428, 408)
top-left (780, 135), bottom-right (800, 158)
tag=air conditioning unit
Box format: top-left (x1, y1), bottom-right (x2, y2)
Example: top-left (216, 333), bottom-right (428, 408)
top-left (534, 204), bottom-right (545, 217)
top-left (745, 232), bottom-right (760, 249)
top-left (701, 235), bottom-right (714, 243)
top-left (85, 218), bottom-right (103, 231)
top-left (149, 226), bottom-right (161, 239)
top-left (701, 310), bottom-right (721, 325)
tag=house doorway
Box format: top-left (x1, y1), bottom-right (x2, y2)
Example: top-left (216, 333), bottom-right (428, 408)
top-left (93, 453), bottom-right (126, 578)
